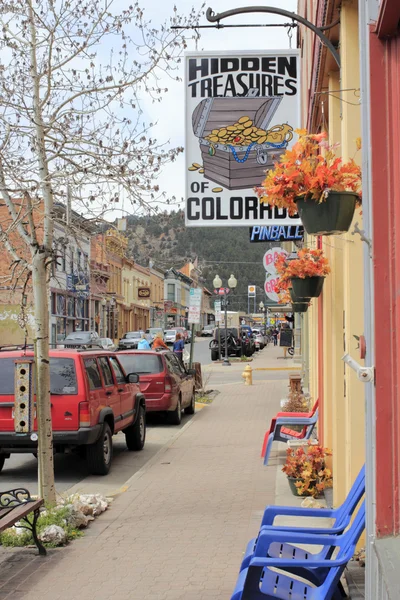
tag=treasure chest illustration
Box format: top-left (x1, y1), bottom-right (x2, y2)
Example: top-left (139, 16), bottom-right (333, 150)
top-left (191, 89), bottom-right (293, 191)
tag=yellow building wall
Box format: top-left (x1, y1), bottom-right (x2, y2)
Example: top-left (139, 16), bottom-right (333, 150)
top-left (301, 0), bottom-right (365, 508)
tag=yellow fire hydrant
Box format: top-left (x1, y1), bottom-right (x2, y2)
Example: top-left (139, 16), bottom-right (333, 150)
top-left (242, 364), bottom-right (253, 386)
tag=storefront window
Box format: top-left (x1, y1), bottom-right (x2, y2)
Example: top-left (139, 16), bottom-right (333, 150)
top-left (67, 297), bottom-right (75, 317)
top-left (76, 298), bottom-right (84, 318)
top-left (56, 317), bottom-right (66, 342)
top-left (57, 294), bottom-right (65, 316)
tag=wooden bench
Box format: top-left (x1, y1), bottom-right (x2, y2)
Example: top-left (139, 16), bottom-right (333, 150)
top-left (0, 488), bottom-right (46, 556)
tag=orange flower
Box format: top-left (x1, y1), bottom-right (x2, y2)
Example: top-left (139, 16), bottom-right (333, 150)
top-left (255, 130), bottom-right (362, 213)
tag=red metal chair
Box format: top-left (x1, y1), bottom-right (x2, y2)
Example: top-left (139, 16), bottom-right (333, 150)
top-left (261, 399), bottom-right (319, 465)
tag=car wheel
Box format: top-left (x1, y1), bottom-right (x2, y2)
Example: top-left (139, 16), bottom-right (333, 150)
top-left (167, 396), bottom-right (182, 425)
top-left (185, 389), bottom-right (196, 415)
top-left (125, 405), bottom-right (146, 451)
top-left (211, 349), bottom-right (219, 361)
top-left (86, 422), bottom-right (113, 475)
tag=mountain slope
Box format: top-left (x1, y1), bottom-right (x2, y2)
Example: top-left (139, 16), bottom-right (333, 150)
top-left (125, 210), bottom-right (273, 312)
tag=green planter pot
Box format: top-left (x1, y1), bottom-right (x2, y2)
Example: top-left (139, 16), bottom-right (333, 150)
top-left (291, 276), bottom-right (324, 299)
top-left (295, 191), bottom-right (358, 236)
top-left (287, 477), bottom-right (320, 497)
top-left (291, 302), bottom-right (308, 313)
top-left (289, 288), bottom-right (310, 303)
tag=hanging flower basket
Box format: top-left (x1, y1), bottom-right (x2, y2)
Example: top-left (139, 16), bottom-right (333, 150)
top-left (291, 302), bottom-right (308, 313)
top-left (295, 191), bottom-right (359, 236)
top-left (289, 288), bottom-right (310, 303)
top-left (291, 276), bottom-right (324, 299)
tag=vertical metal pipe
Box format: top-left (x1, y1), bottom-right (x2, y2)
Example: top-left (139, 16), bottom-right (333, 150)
top-left (223, 289), bottom-right (230, 366)
top-left (359, 1), bottom-right (378, 596)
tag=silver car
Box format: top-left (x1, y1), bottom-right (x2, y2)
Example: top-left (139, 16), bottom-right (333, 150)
top-left (118, 331), bottom-right (144, 350)
top-left (164, 329), bottom-right (177, 345)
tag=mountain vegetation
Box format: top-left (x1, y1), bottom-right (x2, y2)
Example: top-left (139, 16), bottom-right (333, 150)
top-left (125, 210), bottom-right (274, 312)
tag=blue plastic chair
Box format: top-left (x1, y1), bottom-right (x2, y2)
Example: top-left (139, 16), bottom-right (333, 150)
top-left (231, 500), bottom-right (366, 600)
top-left (241, 464), bottom-right (365, 574)
top-left (262, 409), bottom-right (319, 466)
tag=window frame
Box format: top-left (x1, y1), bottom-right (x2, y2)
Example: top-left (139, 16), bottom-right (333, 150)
top-left (98, 357), bottom-right (115, 387)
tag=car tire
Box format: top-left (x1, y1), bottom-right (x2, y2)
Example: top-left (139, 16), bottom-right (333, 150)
top-left (185, 389), bottom-right (196, 415)
top-left (211, 349), bottom-right (219, 362)
top-left (167, 396), bottom-right (182, 425)
top-left (236, 348), bottom-right (242, 357)
top-left (86, 422), bottom-right (113, 476)
top-left (125, 405), bottom-right (146, 451)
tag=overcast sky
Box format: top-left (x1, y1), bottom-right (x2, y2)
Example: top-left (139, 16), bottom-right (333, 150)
top-left (116, 0), bottom-right (297, 218)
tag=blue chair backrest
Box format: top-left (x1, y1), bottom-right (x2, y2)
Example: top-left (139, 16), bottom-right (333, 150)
top-left (321, 500), bottom-right (366, 598)
top-left (334, 464), bottom-right (365, 527)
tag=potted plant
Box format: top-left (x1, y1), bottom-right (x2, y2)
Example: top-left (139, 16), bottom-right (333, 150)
top-left (256, 130), bottom-right (361, 235)
top-left (275, 249), bottom-right (330, 299)
top-left (282, 443), bottom-right (333, 498)
top-left (273, 281), bottom-right (310, 313)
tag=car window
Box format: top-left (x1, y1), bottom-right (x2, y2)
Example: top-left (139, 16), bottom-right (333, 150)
top-left (167, 353), bottom-right (185, 376)
top-left (84, 358), bottom-right (103, 390)
top-left (66, 332), bottom-right (91, 341)
top-left (98, 357), bottom-right (114, 387)
top-left (0, 358), bottom-right (78, 395)
top-left (109, 357), bottom-right (126, 384)
top-left (118, 353), bottom-right (163, 375)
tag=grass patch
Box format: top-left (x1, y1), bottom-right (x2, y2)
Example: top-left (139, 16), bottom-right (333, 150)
top-left (0, 505), bottom-right (83, 549)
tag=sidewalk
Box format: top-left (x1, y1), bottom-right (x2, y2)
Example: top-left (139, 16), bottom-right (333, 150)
top-left (0, 368), bottom-right (287, 599)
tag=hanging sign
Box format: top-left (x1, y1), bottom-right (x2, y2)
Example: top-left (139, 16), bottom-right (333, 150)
top-left (264, 247), bottom-right (288, 302)
top-left (249, 225), bottom-right (304, 242)
top-left (185, 50), bottom-right (301, 227)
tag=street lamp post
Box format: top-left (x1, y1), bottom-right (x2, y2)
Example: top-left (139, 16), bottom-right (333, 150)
top-left (213, 273), bottom-right (237, 366)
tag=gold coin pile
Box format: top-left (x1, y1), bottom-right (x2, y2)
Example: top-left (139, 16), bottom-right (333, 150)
top-left (205, 116), bottom-right (268, 146)
top-left (204, 118), bottom-right (293, 147)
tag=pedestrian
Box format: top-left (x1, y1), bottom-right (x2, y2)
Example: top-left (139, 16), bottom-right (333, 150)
top-left (173, 332), bottom-right (185, 364)
top-left (137, 333), bottom-right (151, 350)
top-left (272, 328), bottom-right (279, 346)
top-left (152, 332), bottom-right (168, 350)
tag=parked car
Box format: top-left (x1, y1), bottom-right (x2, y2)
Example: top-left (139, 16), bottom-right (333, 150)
top-left (164, 329), bottom-right (177, 345)
top-left (145, 328), bottom-right (164, 342)
top-left (0, 349), bottom-right (146, 475)
top-left (252, 330), bottom-right (265, 350)
top-left (201, 325), bottom-right (214, 337)
top-left (209, 328), bottom-right (242, 361)
top-left (118, 350), bottom-right (196, 425)
top-left (63, 330), bottom-right (101, 349)
top-left (118, 331), bottom-right (144, 350)
top-left (98, 338), bottom-right (116, 351)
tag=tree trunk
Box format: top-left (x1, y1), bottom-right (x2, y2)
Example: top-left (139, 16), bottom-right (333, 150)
top-left (32, 250), bottom-right (56, 504)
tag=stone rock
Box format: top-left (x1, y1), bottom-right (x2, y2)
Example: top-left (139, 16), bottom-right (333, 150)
top-left (78, 494), bottom-right (109, 516)
top-left (301, 497), bottom-right (324, 509)
top-left (39, 525), bottom-right (67, 545)
top-left (66, 506), bottom-right (93, 529)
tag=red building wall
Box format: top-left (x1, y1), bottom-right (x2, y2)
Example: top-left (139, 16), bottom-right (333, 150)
top-left (370, 12), bottom-right (400, 537)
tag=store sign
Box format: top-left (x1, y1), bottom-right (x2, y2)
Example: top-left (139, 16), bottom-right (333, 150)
top-left (263, 247), bottom-right (288, 303)
top-left (248, 285), bottom-right (256, 297)
top-left (188, 288), bottom-right (202, 324)
top-left (138, 287), bottom-right (151, 299)
top-left (250, 224), bottom-right (304, 242)
top-left (185, 50), bottom-right (301, 227)
top-left (164, 301), bottom-right (173, 312)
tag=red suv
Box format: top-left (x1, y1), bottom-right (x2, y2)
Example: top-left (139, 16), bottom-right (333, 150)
top-left (118, 350), bottom-right (195, 425)
top-left (0, 349), bottom-right (146, 475)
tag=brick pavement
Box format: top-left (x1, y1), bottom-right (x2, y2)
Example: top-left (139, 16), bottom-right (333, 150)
top-left (0, 378), bottom-right (285, 600)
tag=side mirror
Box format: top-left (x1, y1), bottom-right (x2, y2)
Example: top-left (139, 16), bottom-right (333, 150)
top-left (127, 373), bottom-right (139, 384)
